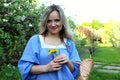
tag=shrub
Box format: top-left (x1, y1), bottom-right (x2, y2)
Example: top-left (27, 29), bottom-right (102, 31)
top-left (0, 0), bottom-right (45, 64)
top-left (0, 64), bottom-right (21, 80)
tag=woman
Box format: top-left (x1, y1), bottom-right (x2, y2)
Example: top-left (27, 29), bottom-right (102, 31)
top-left (18, 4), bottom-right (81, 80)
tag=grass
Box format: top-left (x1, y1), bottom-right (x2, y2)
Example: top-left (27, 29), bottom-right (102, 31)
top-left (80, 43), bottom-right (120, 80)
top-left (89, 68), bottom-right (120, 80)
top-left (93, 46), bottom-right (120, 63)
top-left (80, 44), bottom-right (120, 64)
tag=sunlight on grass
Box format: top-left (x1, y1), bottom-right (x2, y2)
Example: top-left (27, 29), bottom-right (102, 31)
top-left (98, 43), bottom-right (113, 47)
top-left (93, 46), bottom-right (120, 63)
top-left (81, 43), bottom-right (120, 63)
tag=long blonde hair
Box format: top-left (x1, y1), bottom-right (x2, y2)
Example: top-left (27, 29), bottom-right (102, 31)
top-left (39, 4), bottom-right (74, 41)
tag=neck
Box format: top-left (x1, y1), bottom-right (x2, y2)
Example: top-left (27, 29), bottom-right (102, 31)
top-left (47, 33), bottom-right (60, 39)
top-left (43, 33), bottom-right (63, 46)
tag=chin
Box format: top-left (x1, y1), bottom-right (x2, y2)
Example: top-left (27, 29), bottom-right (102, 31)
top-left (50, 32), bottom-right (59, 35)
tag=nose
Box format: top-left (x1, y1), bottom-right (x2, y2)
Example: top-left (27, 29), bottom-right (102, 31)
top-left (51, 21), bottom-right (55, 26)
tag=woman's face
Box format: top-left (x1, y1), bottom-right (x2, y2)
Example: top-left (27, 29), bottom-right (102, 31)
top-left (46, 10), bottom-right (62, 35)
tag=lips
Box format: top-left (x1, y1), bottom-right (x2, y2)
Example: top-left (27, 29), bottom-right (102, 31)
top-left (51, 26), bottom-right (57, 30)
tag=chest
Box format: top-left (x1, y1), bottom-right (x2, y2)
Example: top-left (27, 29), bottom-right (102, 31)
top-left (44, 37), bottom-right (62, 46)
top-left (38, 48), bottom-right (69, 64)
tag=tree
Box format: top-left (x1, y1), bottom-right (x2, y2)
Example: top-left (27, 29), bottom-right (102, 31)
top-left (67, 17), bottom-right (76, 30)
top-left (0, 0), bottom-right (45, 64)
top-left (81, 19), bottom-right (104, 30)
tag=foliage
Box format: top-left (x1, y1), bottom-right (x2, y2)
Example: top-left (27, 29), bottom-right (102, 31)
top-left (102, 20), bottom-right (120, 48)
top-left (0, 0), bottom-right (45, 62)
top-left (79, 19), bottom-right (120, 49)
top-left (110, 24), bottom-right (120, 48)
top-left (68, 17), bottom-right (76, 30)
top-left (74, 26), bottom-right (100, 57)
top-left (0, 64), bottom-right (21, 80)
top-left (74, 27), bottom-right (87, 53)
top-left (91, 20), bottom-right (104, 30)
top-left (81, 19), bottom-right (104, 30)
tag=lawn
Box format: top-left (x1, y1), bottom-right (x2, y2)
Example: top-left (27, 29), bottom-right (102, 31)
top-left (93, 46), bottom-right (120, 63)
top-left (80, 43), bottom-right (120, 80)
top-left (89, 69), bottom-right (120, 80)
top-left (81, 44), bottom-right (120, 64)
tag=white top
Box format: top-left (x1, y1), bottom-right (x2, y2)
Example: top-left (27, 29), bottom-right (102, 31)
top-left (39, 35), bottom-right (66, 48)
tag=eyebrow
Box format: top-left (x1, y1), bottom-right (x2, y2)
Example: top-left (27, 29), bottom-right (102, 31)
top-left (47, 19), bottom-right (61, 22)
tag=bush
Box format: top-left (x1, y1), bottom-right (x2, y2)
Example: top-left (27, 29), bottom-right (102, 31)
top-left (0, 0), bottom-right (45, 64)
top-left (0, 64), bottom-right (21, 80)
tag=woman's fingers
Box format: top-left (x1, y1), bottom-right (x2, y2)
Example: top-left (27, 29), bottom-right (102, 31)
top-left (47, 60), bottom-right (62, 71)
top-left (54, 54), bottom-right (69, 64)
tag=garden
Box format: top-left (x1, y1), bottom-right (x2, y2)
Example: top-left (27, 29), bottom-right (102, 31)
top-left (0, 0), bottom-right (120, 80)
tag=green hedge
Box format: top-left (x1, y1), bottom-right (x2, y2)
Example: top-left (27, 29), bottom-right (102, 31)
top-left (0, 0), bottom-right (45, 64)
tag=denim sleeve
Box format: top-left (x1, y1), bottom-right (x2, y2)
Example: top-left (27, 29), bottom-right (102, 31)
top-left (72, 64), bottom-right (80, 79)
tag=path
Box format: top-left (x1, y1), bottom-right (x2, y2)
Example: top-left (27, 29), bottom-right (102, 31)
top-left (94, 62), bottom-right (120, 73)
top-left (79, 48), bottom-right (120, 73)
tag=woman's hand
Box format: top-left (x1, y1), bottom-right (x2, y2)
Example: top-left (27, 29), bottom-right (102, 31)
top-left (54, 53), bottom-right (74, 72)
top-left (46, 54), bottom-right (74, 72)
top-left (46, 60), bottom-right (62, 72)
top-left (53, 54), bottom-right (69, 64)
top-left (30, 60), bottom-right (62, 74)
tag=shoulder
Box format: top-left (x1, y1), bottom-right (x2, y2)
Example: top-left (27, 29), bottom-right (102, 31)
top-left (30, 34), bottom-right (39, 39)
top-left (65, 38), bottom-right (74, 44)
top-left (65, 38), bottom-right (77, 53)
top-left (65, 38), bottom-right (75, 46)
top-left (28, 34), bottom-right (39, 43)
top-left (29, 34), bottom-right (39, 40)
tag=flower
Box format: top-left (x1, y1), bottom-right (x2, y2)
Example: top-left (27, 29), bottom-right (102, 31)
top-left (20, 15), bottom-right (26, 21)
top-left (2, 19), bottom-right (8, 22)
top-left (48, 48), bottom-right (58, 58)
top-left (29, 23), bottom-right (32, 27)
top-left (4, 3), bottom-right (9, 7)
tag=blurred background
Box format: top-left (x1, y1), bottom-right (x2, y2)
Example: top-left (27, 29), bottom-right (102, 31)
top-left (0, 0), bottom-right (120, 80)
